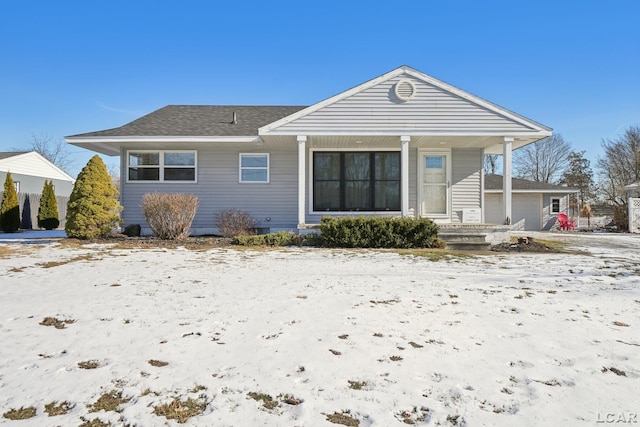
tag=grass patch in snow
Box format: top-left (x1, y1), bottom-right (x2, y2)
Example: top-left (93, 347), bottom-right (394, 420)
top-left (79, 417), bottom-right (111, 427)
top-left (3, 406), bottom-right (37, 420)
top-left (392, 248), bottom-right (475, 261)
top-left (153, 397), bottom-right (207, 423)
top-left (38, 253), bottom-right (96, 268)
top-left (44, 400), bottom-right (74, 416)
top-left (78, 360), bottom-right (100, 369)
top-left (88, 390), bottom-right (130, 412)
top-left (247, 392), bottom-right (279, 410)
top-left (39, 316), bottom-right (76, 329)
top-left (325, 410), bottom-right (360, 426)
top-left (348, 380), bottom-right (367, 390)
top-left (148, 359), bottom-right (169, 367)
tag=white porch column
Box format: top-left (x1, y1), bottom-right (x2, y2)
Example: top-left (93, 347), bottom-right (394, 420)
top-left (297, 135), bottom-right (307, 228)
top-left (503, 137), bottom-right (514, 225)
top-left (400, 135), bottom-right (410, 217)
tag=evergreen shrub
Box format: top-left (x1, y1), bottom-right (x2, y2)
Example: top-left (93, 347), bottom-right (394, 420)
top-left (65, 155), bottom-right (122, 239)
top-left (38, 180), bottom-right (60, 230)
top-left (142, 193), bottom-right (199, 240)
top-left (320, 216), bottom-right (440, 248)
top-left (0, 172), bottom-right (20, 233)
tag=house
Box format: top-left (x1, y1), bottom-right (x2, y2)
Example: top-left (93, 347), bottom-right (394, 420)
top-left (0, 151), bottom-right (75, 196)
top-left (66, 65), bottom-right (552, 238)
top-left (0, 151), bottom-right (75, 229)
top-left (484, 174), bottom-right (578, 231)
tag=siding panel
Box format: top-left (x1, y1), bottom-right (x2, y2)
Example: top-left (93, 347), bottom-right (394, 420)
top-left (121, 144), bottom-right (298, 234)
top-left (451, 148), bottom-right (482, 223)
top-left (276, 74), bottom-right (535, 133)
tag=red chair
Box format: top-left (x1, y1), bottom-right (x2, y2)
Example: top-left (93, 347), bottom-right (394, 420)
top-left (557, 213), bottom-right (575, 231)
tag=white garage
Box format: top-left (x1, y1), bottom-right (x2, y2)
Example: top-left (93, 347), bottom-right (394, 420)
top-left (484, 174), bottom-right (578, 231)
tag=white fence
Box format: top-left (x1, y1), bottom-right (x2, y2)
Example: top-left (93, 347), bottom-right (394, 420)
top-left (630, 198), bottom-right (640, 233)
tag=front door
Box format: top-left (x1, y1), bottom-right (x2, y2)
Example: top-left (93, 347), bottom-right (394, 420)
top-left (419, 152), bottom-right (450, 220)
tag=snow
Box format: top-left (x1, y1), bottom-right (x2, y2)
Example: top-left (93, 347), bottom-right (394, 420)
top-left (1, 232), bottom-right (639, 426)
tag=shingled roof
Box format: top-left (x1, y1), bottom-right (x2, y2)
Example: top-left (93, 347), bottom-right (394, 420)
top-left (69, 105), bottom-right (307, 138)
top-left (0, 152), bottom-right (28, 160)
top-left (485, 174), bottom-right (576, 192)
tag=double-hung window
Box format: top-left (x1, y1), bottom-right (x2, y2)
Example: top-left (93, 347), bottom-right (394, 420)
top-left (313, 151), bottom-right (400, 211)
top-left (551, 197), bottom-right (561, 214)
top-left (239, 153), bottom-right (269, 183)
top-left (127, 151), bottom-right (196, 182)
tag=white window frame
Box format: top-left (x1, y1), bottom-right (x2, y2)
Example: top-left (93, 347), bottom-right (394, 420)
top-left (551, 197), bottom-right (561, 214)
top-left (126, 150), bottom-right (197, 183)
top-left (239, 153), bottom-right (270, 184)
top-left (309, 148), bottom-right (402, 215)
top-left (14, 181), bottom-right (20, 193)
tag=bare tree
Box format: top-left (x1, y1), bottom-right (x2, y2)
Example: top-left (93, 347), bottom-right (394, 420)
top-left (513, 134), bottom-right (571, 183)
top-left (484, 154), bottom-right (500, 175)
top-left (596, 125), bottom-right (640, 206)
top-left (27, 133), bottom-right (76, 174)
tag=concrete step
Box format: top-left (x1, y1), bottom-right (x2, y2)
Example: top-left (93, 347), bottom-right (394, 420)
top-left (438, 233), bottom-right (488, 243)
top-left (438, 232), bottom-right (491, 251)
top-left (444, 241), bottom-right (492, 251)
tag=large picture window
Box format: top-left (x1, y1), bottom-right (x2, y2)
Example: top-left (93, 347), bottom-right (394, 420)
top-left (313, 151), bottom-right (400, 211)
top-left (127, 151), bottom-right (196, 182)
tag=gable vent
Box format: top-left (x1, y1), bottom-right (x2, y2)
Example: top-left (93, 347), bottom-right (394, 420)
top-left (394, 79), bottom-right (416, 101)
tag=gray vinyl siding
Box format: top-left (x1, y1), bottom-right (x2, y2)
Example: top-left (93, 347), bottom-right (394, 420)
top-left (120, 144), bottom-right (298, 233)
top-left (451, 148), bottom-right (482, 223)
top-left (275, 73), bottom-right (535, 133)
top-left (0, 171), bottom-right (73, 196)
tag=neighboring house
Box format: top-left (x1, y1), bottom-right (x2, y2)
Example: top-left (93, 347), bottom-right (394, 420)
top-left (66, 65), bottom-right (551, 236)
top-left (0, 151), bottom-right (75, 196)
top-left (484, 174), bottom-right (578, 231)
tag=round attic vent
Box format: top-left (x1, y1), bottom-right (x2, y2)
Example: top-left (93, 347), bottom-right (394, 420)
top-left (394, 79), bottom-right (416, 101)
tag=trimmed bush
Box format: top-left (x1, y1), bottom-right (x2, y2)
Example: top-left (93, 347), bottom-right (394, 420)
top-left (214, 209), bottom-right (257, 237)
top-left (38, 180), bottom-right (60, 230)
top-left (320, 216), bottom-right (440, 248)
top-left (233, 231), bottom-right (323, 247)
top-left (1, 172), bottom-right (20, 233)
top-left (65, 155), bottom-right (122, 239)
top-left (234, 231), bottom-right (299, 246)
top-left (142, 193), bottom-right (199, 240)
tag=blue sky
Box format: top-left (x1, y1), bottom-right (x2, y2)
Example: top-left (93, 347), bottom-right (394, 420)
top-left (1, 1), bottom-right (638, 178)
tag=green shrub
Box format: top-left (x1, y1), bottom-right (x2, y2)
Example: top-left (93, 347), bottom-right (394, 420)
top-left (234, 231), bottom-right (299, 246)
top-left (65, 155), bottom-right (122, 239)
top-left (214, 209), bottom-right (257, 237)
top-left (142, 193), bottom-right (199, 240)
top-left (0, 172), bottom-right (20, 233)
top-left (320, 216), bottom-right (440, 248)
top-left (38, 180), bottom-right (60, 230)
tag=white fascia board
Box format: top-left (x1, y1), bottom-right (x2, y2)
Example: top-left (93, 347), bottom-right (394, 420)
top-left (485, 189), bottom-right (579, 194)
top-left (66, 136), bottom-right (261, 144)
top-left (260, 129), bottom-right (554, 138)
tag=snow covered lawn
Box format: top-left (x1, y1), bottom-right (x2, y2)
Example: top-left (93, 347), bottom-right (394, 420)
top-left (1, 232), bottom-right (639, 426)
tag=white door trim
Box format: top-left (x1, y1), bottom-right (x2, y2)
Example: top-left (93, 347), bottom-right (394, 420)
top-left (417, 149), bottom-right (452, 222)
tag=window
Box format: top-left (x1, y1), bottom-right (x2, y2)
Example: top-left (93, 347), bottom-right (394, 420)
top-left (14, 181), bottom-right (20, 193)
top-left (239, 153), bottom-right (269, 183)
top-left (127, 151), bottom-right (196, 182)
top-left (551, 197), bottom-right (561, 214)
top-left (313, 151), bottom-right (400, 211)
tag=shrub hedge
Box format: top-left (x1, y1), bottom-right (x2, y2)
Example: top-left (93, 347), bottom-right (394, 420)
top-left (320, 216), bottom-right (442, 248)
